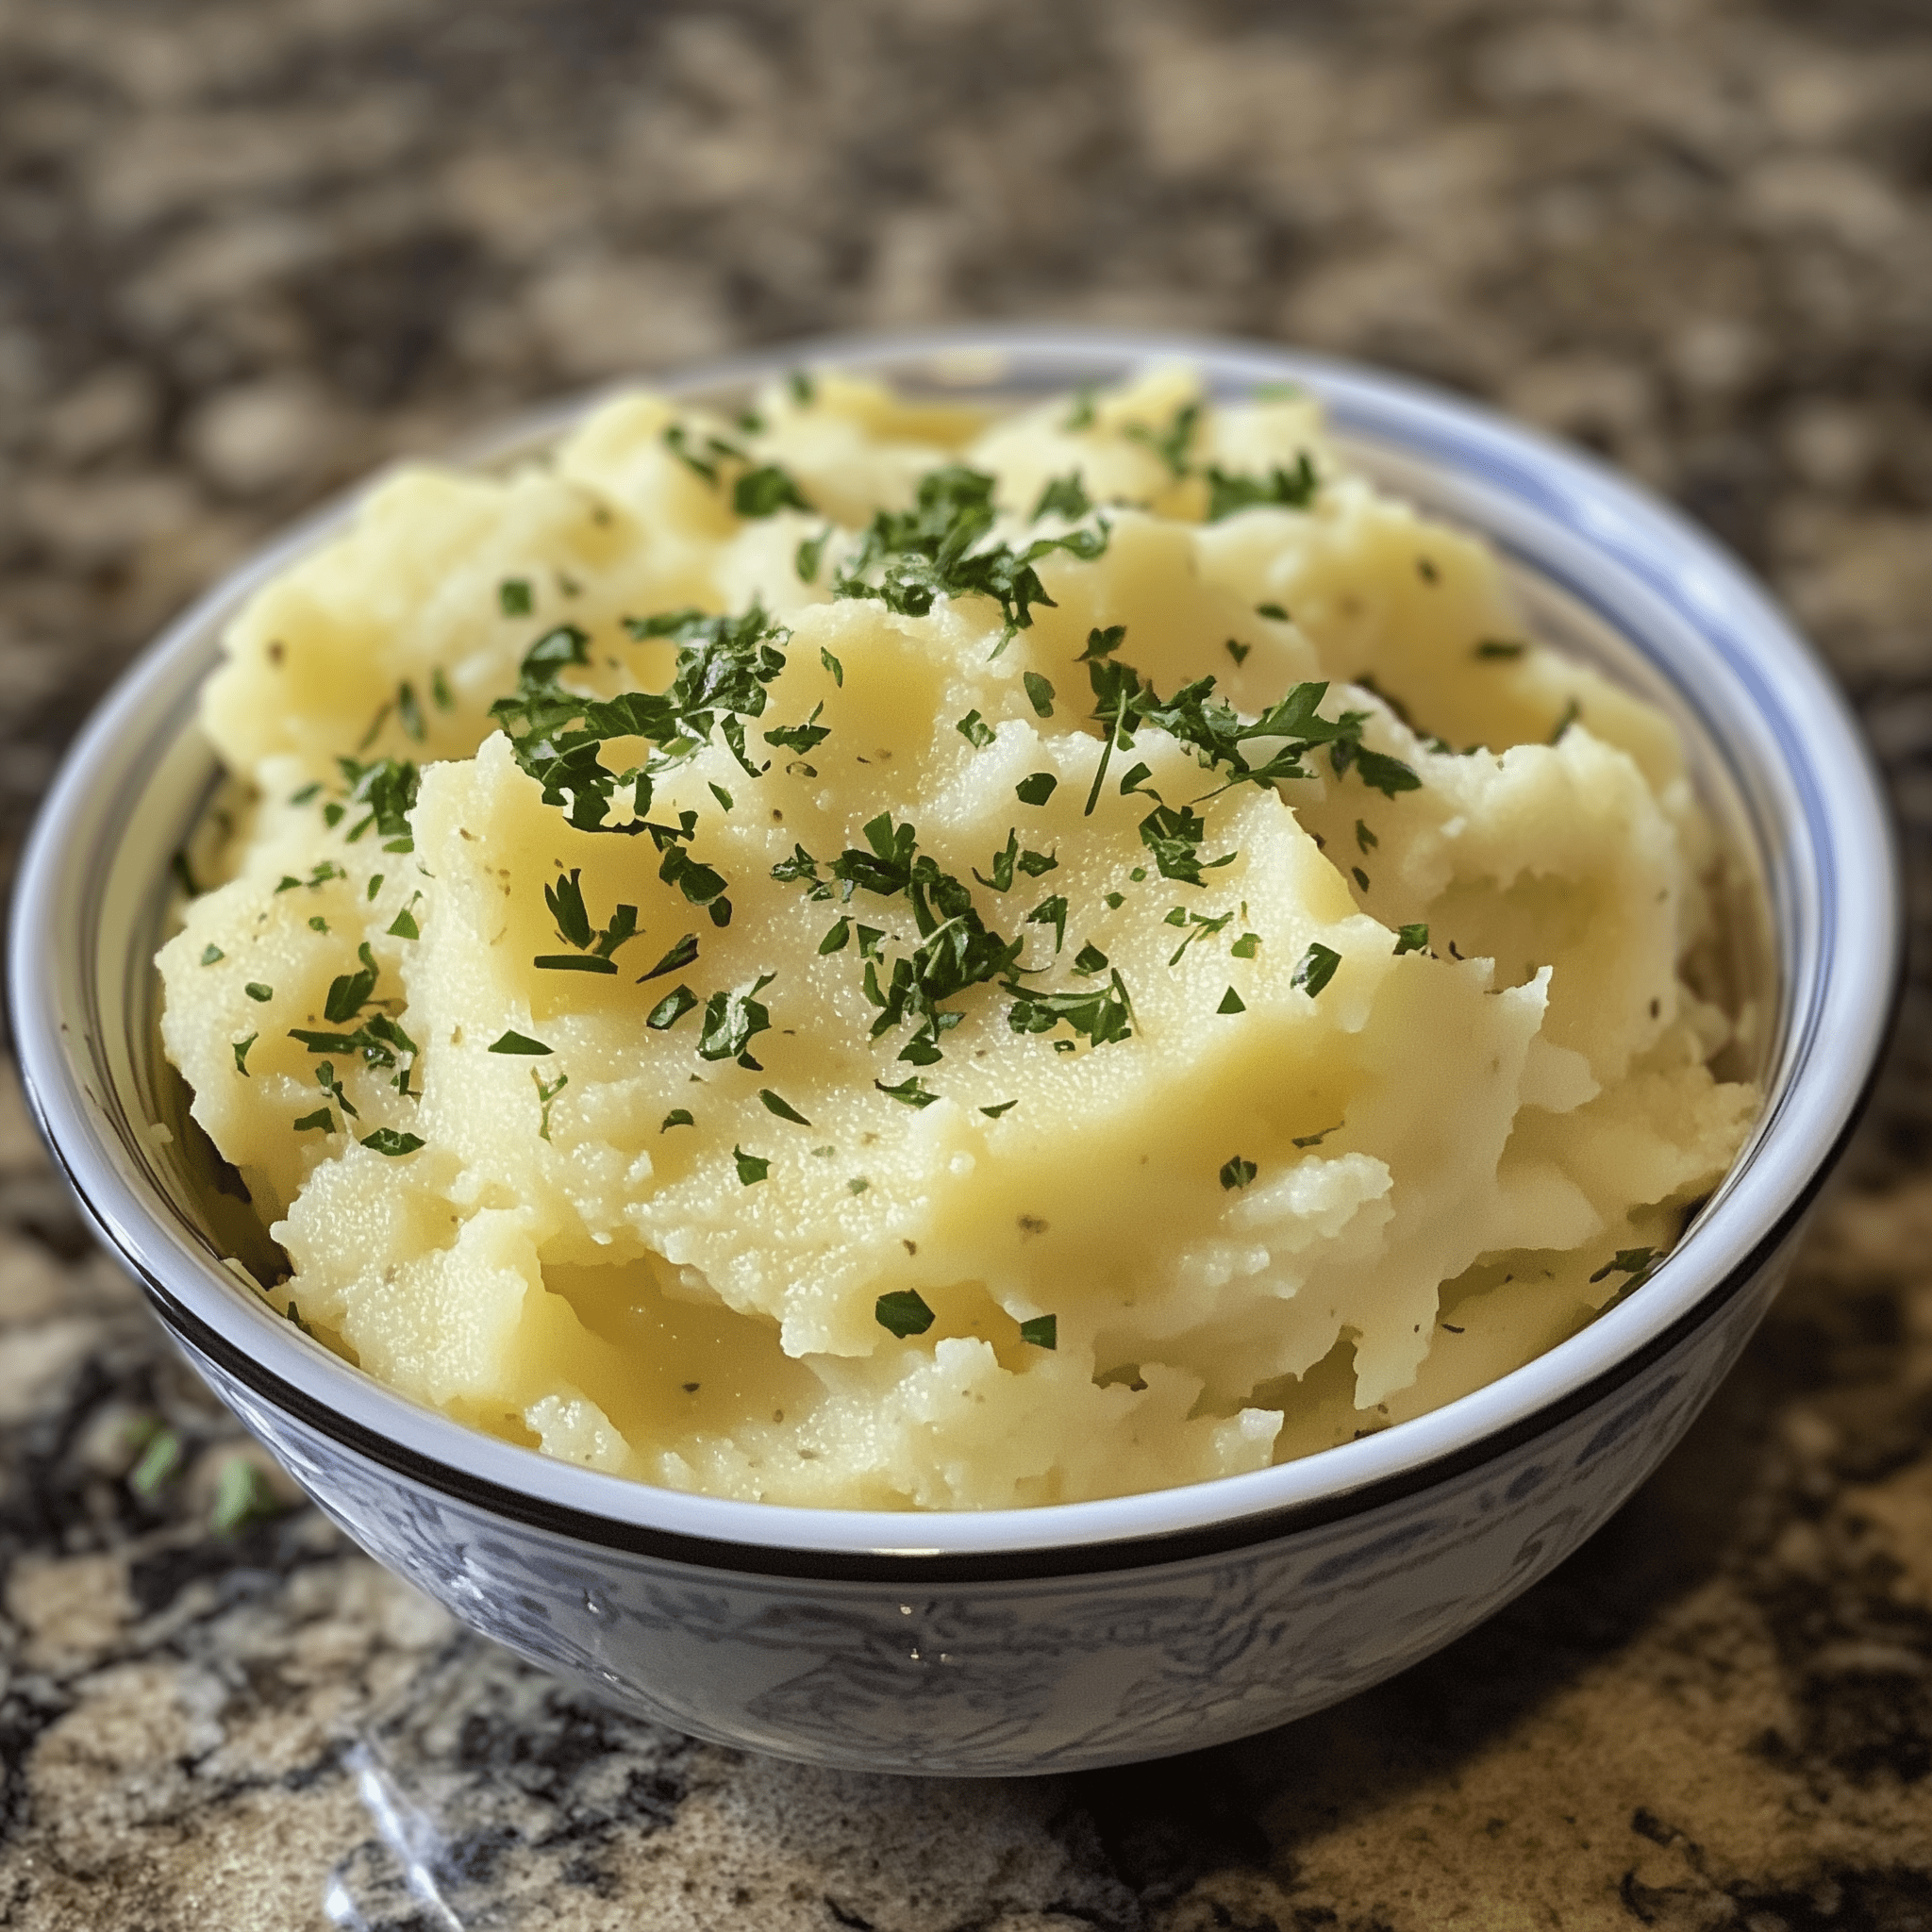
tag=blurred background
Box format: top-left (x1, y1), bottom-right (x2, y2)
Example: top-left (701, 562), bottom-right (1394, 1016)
top-left (6, 2), bottom-right (1932, 1924)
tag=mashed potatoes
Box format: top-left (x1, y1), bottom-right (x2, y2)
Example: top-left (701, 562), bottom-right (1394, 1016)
top-left (158, 365), bottom-right (1757, 1508)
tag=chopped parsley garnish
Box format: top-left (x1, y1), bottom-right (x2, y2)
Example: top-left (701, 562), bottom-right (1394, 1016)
top-left (1393, 923), bottom-right (1429, 956)
top-left (638, 932), bottom-right (700, 982)
top-left (499, 578), bottom-right (534, 617)
top-left (831, 463), bottom-right (1108, 649)
top-left (774, 813), bottom-right (1024, 1066)
top-left (1080, 641), bottom-right (1421, 824)
top-left (875, 1075), bottom-right (941, 1108)
top-left (314, 1059), bottom-right (357, 1119)
top-left (532, 1070), bottom-right (567, 1141)
top-left (1230, 932), bottom-right (1259, 958)
top-left (875, 1290), bottom-right (935, 1339)
top-left (819, 644), bottom-right (843, 686)
top-left (293, 1108), bottom-right (334, 1134)
top-left (1031, 473), bottom-right (1092, 522)
top-left (387, 906), bottom-right (420, 941)
top-left (1062, 388), bottom-right (1097, 431)
top-left (1124, 399), bottom-right (1198, 476)
top-left (1224, 639), bottom-right (1251, 666)
top-left (1025, 894), bottom-right (1069, 953)
top-left (1005, 970), bottom-right (1133, 1049)
top-left (328, 756), bottom-right (420, 852)
top-left (957, 708), bottom-right (996, 749)
top-left (324, 942), bottom-right (381, 1024)
top-left (201, 944), bottom-right (225, 965)
top-left (1165, 905), bottom-right (1233, 966)
top-left (1073, 942), bottom-right (1108, 974)
top-left (758, 1088), bottom-right (811, 1125)
top-left (490, 603), bottom-right (787, 833)
top-left (733, 1145), bottom-right (771, 1186)
top-left (698, 974), bottom-right (775, 1067)
top-left (1217, 987), bottom-right (1246, 1013)
top-left (1292, 1123), bottom-right (1341, 1147)
top-left (787, 369), bottom-right (816, 407)
top-left (432, 667), bottom-right (455, 710)
top-left (1019, 1313), bottom-right (1058, 1349)
top-left (647, 986), bottom-right (700, 1030)
top-left (1291, 942), bottom-right (1341, 997)
top-left (1352, 867), bottom-right (1370, 891)
top-left (1550, 698), bottom-right (1580, 744)
top-left (1475, 639), bottom-right (1525, 659)
top-left (1016, 773), bottom-right (1058, 807)
top-left (733, 464), bottom-right (813, 518)
top-left (245, 983), bottom-right (273, 1003)
top-left (232, 1034), bottom-right (257, 1074)
top-left (1356, 819), bottom-right (1378, 853)
top-left (396, 681), bottom-right (425, 742)
top-left (796, 527), bottom-right (833, 582)
top-left (1204, 452), bottom-right (1318, 522)
top-left (534, 870), bottom-right (639, 974)
top-left (1256, 602), bottom-right (1289, 621)
top-left (660, 1108), bottom-right (694, 1131)
top-left (1589, 1246), bottom-right (1659, 1286)
top-left (980, 1099), bottom-right (1019, 1119)
top-left (488, 1030), bottom-right (552, 1056)
top-left (1023, 672), bottom-right (1056, 718)
top-left (1219, 1155), bottom-right (1257, 1191)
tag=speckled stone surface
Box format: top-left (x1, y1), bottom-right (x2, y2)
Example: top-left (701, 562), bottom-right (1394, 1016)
top-left (5, 1), bottom-right (1932, 1925)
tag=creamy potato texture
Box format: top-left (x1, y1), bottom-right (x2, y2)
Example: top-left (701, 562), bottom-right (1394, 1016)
top-left (158, 367), bottom-right (1757, 1508)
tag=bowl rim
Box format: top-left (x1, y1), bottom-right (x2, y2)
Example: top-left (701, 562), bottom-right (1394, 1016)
top-left (8, 323), bottom-right (1902, 1583)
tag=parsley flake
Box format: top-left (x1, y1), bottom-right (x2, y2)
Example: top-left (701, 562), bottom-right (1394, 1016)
top-left (360, 1128), bottom-right (425, 1158)
top-left (1019, 1313), bottom-right (1058, 1349)
top-left (1217, 986), bottom-right (1246, 1014)
top-left (499, 578), bottom-right (533, 617)
top-left (1219, 1155), bottom-right (1257, 1191)
top-left (232, 1034), bottom-right (257, 1074)
top-left (1016, 772), bottom-right (1058, 806)
top-left (875, 1290), bottom-right (935, 1339)
top-left (661, 1108), bottom-right (695, 1132)
top-left (733, 464), bottom-right (812, 518)
top-left (797, 527), bottom-right (833, 582)
top-left (875, 1075), bottom-right (941, 1109)
top-left (646, 985), bottom-right (699, 1030)
top-left (1031, 472), bottom-right (1092, 522)
top-left (980, 1099), bottom-right (1019, 1119)
top-left (1224, 639), bottom-right (1251, 666)
top-left (532, 1070), bottom-right (568, 1141)
top-left (488, 1030), bottom-right (552, 1056)
top-left (1023, 671), bottom-right (1056, 718)
top-left (293, 1108), bottom-right (334, 1134)
top-left (1393, 923), bottom-right (1429, 956)
top-left (957, 708), bottom-right (996, 749)
top-left (201, 943), bottom-right (225, 966)
top-left (733, 1145), bottom-right (771, 1186)
top-left (639, 933), bottom-right (700, 982)
top-left (1256, 601), bottom-right (1290, 621)
top-left (1291, 942), bottom-right (1341, 997)
top-left (1205, 453), bottom-right (1318, 521)
top-left (1475, 639), bottom-right (1525, 659)
top-left (1292, 1123), bottom-right (1341, 1148)
top-left (758, 1089), bottom-right (811, 1126)
top-left (245, 983), bottom-right (273, 1003)
top-left (1589, 1246), bottom-right (1659, 1286)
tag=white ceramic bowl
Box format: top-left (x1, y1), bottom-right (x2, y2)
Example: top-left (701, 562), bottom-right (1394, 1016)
top-left (8, 328), bottom-right (1899, 1775)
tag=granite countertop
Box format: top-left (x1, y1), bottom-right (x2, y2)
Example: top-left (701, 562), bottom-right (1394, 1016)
top-left (5, 0), bottom-right (1932, 1924)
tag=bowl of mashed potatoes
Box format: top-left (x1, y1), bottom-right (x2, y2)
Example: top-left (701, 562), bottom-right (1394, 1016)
top-left (10, 329), bottom-right (1896, 1774)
